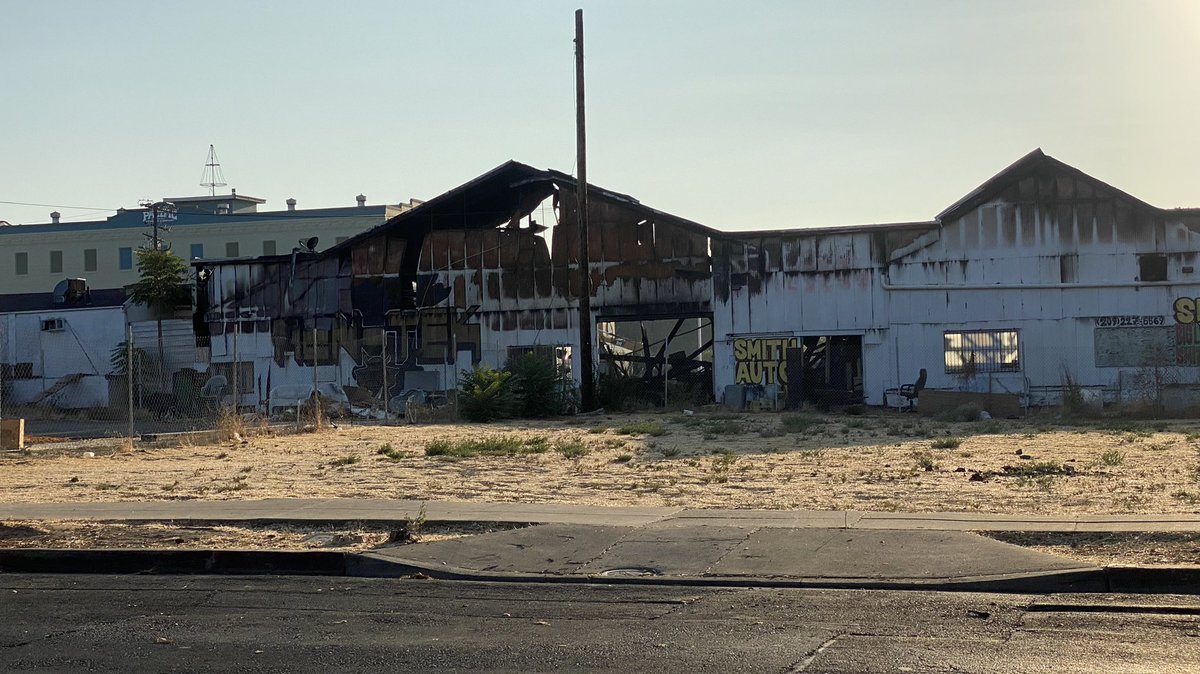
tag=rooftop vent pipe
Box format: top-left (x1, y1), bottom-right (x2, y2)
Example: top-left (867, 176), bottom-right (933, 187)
top-left (50, 211), bottom-right (61, 224)
top-left (356, 194), bottom-right (366, 208)
top-left (286, 198), bottom-right (297, 212)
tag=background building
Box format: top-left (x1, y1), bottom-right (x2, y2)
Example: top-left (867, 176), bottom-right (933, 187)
top-left (0, 193), bottom-right (419, 294)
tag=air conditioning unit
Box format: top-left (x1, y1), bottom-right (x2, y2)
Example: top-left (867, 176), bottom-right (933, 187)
top-left (40, 318), bottom-right (65, 332)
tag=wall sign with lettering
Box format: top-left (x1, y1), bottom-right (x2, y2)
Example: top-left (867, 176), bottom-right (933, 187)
top-left (733, 337), bottom-right (798, 386)
top-left (1094, 315), bottom-right (1166, 328)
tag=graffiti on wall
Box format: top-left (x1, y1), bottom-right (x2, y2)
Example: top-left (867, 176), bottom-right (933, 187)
top-left (1174, 298), bottom-right (1200, 325)
top-left (1177, 323), bottom-right (1200, 366)
top-left (733, 337), bottom-right (798, 385)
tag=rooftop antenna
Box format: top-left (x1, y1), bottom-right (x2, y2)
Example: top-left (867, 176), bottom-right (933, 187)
top-left (200, 144), bottom-right (227, 196)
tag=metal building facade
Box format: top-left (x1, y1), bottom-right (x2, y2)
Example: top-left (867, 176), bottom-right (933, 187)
top-left (713, 149), bottom-right (1200, 408)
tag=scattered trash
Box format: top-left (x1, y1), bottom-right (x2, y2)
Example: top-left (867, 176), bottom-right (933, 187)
top-left (154, 637), bottom-right (172, 645)
top-left (83, 452), bottom-right (95, 458)
top-left (978, 411), bottom-right (992, 420)
top-left (682, 409), bottom-right (694, 416)
top-left (533, 620), bottom-right (550, 626)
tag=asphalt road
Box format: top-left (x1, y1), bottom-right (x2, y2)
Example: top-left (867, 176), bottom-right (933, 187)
top-left (1, 575), bottom-right (1198, 673)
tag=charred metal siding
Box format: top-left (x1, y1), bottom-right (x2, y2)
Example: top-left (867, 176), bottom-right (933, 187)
top-left (195, 163), bottom-right (717, 406)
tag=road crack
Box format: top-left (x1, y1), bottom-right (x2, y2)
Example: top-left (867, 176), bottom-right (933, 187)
top-left (785, 632), bottom-right (843, 672)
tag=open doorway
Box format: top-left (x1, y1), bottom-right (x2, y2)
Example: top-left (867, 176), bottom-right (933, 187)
top-left (785, 335), bottom-right (864, 409)
top-left (597, 316), bottom-right (713, 407)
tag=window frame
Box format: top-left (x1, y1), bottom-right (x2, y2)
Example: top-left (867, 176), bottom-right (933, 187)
top-left (943, 329), bottom-right (1021, 375)
top-left (190, 243), bottom-right (204, 260)
top-left (49, 250), bottom-right (63, 274)
top-left (118, 247), bottom-right (133, 271)
top-left (14, 252), bottom-right (28, 275)
top-left (84, 248), bottom-right (97, 272)
top-left (225, 241), bottom-right (239, 258)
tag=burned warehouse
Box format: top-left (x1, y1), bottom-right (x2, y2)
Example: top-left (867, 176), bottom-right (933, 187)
top-left (194, 149), bottom-right (1200, 415)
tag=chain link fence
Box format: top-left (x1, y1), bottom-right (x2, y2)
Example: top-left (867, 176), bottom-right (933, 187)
top-left (0, 317), bottom-right (475, 442)
top-left (879, 323), bottom-right (1200, 418)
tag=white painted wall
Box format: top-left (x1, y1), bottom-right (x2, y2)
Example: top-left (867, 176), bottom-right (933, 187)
top-left (0, 306), bottom-right (125, 408)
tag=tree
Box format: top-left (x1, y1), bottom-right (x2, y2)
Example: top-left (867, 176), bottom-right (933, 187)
top-left (127, 248), bottom-right (191, 388)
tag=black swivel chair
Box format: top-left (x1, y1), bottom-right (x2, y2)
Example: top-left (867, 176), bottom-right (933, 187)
top-left (899, 368), bottom-right (927, 411)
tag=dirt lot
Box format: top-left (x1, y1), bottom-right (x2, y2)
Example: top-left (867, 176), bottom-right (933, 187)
top-left (4, 410), bottom-right (1200, 515)
top-left (0, 520), bottom-right (515, 552)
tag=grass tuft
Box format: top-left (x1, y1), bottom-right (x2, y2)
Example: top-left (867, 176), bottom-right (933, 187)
top-left (424, 435), bottom-right (548, 458)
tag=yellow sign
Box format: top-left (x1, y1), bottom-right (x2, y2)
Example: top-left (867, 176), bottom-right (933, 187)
top-left (733, 337), bottom-right (798, 386)
top-left (1175, 298), bottom-right (1200, 324)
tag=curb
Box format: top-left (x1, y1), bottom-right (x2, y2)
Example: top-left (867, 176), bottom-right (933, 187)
top-left (0, 549), bottom-right (347, 576)
top-left (7, 548), bottom-right (1196, 594)
top-left (347, 552), bottom-right (1110, 594)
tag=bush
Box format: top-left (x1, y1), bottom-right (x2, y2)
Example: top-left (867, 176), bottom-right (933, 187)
top-left (554, 439), bottom-right (589, 459)
top-left (931, 437), bottom-right (962, 449)
top-left (506, 352), bottom-right (577, 417)
top-left (457, 366), bottom-right (521, 422)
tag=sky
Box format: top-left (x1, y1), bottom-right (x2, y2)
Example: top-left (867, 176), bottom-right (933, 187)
top-left (2, 1), bottom-right (1199, 231)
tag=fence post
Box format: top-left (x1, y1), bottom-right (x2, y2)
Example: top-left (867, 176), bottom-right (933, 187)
top-left (127, 324), bottom-right (134, 439)
top-left (231, 325), bottom-right (239, 411)
top-left (380, 328), bottom-right (389, 420)
top-left (310, 325), bottom-right (321, 428)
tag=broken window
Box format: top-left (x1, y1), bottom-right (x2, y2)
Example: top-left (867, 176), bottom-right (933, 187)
top-left (943, 329), bottom-right (1020, 374)
top-left (1138, 254), bottom-right (1167, 282)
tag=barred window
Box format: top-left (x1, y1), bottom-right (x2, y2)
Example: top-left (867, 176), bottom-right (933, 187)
top-left (943, 329), bottom-right (1020, 374)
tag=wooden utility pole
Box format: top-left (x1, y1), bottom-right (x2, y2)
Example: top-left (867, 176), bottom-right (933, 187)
top-left (575, 8), bottom-right (596, 411)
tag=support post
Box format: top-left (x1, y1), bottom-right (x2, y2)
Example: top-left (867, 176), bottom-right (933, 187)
top-left (231, 325), bottom-right (239, 410)
top-left (663, 332), bottom-right (670, 409)
top-left (312, 326), bottom-right (321, 427)
top-left (380, 329), bottom-right (389, 420)
top-left (127, 323), bottom-right (134, 439)
top-left (574, 8), bottom-right (596, 411)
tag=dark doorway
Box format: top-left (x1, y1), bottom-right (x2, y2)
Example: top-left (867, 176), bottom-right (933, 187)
top-left (789, 335), bottom-right (864, 408)
top-left (597, 316), bottom-right (713, 408)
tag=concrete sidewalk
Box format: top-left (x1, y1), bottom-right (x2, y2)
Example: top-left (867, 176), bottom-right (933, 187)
top-left (4, 498), bottom-right (1200, 532)
top-left (3, 499), bottom-right (1197, 592)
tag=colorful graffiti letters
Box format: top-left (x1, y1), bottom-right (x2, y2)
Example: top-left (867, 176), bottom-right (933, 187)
top-left (1174, 298), bottom-right (1200, 325)
top-left (733, 337), bottom-right (798, 386)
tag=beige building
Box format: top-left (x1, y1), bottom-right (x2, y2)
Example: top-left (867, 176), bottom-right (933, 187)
top-left (0, 193), bottom-right (418, 294)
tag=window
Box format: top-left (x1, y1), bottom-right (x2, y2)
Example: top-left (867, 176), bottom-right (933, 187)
top-left (1139, 254), bottom-right (1167, 282)
top-left (119, 247), bottom-right (133, 270)
top-left (14, 252), bottom-right (27, 275)
top-left (40, 318), bottom-right (64, 332)
top-left (943, 329), bottom-right (1020, 374)
top-left (225, 242), bottom-right (239, 258)
top-left (190, 243), bottom-right (204, 260)
top-left (215, 361), bottom-right (255, 394)
top-left (84, 249), bottom-right (97, 272)
top-left (262, 240), bottom-right (276, 256)
top-left (49, 250), bottom-right (62, 274)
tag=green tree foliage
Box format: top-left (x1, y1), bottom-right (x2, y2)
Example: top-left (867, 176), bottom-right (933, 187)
top-left (127, 248), bottom-right (191, 315)
top-left (457, 366), bottom-right (522, 422)
top-left (505, 352), bottom-right (578, 417)
top-left (127, 248), bottom-right (191, 387)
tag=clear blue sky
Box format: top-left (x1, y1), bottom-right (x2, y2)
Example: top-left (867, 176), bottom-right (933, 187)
top-left (2, 1), bottom-right (1198, 230)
